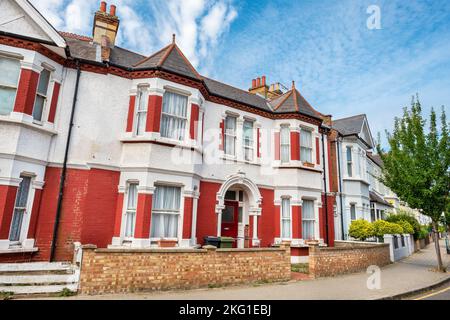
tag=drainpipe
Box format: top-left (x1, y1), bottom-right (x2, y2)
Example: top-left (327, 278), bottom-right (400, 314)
top-left (321, 129), bottom-right (329, 246)
top-left (50, 60), bottom-right (82, 262)
top-left (336, 137), bottom-right (345, 240)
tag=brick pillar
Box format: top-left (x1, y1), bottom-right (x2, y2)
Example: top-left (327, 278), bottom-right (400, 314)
top-left (146, 95), bottom-right (163, 133)
top-left (274, 131), bottom-right (280, 161)
top-left (126, 95), bottom-right (136, 132)
top-left (190, 104), bottom-right (199, 140)
top-left (13, 68), bottom-right (40, 115)
top-left (316, 137), bottom-right (321, 165)
top-left (47, 81), bottom-right (61, 123)
top-left (183, 197), bottom-right (193, 240)
top-left (27, 189), bottom-right (42, 240)
top-left (113, 193), bottom-right (124, 238)
top-left (219, 120), bottom-right (225, 151)
top-left (274, 205), bottom-right (281, 238)
top-left (0, 185), bottom-right (18, 240)
top-left (292, 205), bottom-right (302, 239)
top-left (134, 193), bottom-right (153, 246)
top-left (290, 131), bottom-right (300, 161)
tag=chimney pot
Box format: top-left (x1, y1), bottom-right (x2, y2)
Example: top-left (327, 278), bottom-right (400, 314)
top-left (100, 1), bottom-right (107, 12)
top-left (262, 75), bottom-right (266, 86)
top-left (256, 77), bottom-right (261, 87)
top-left (252, 79), bottom-right (256, 88)
top-left (110, 4), bottom-right (117, 16)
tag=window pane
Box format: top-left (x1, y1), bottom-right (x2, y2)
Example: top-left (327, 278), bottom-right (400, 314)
top-left (281, 199), bottom-right (290, 218)
top-left (127, 184), bottom-right (138, 209)
top-left (162, 92), bottom-right (188, 117)
top-left (161, 114), bottom-right (186, 140)
top-left (301, 147), bottom-right (312, 163)
top-left (15, 177), bottom-right (31, 208)
top-left (350, 205), bottom-right (356, 220)
top-left (151, 213), bottom-right (179, 238)
top-left (0, 87), bottom-right (16, 115)
top-left (125, 212), bottom-right (135, 238)
top-left (280, 127), bottom-right (290, 163)
top-left (153, 186), bottom-right (181, 210)
top-left (243, 120), bottom-right (253, 144)
top-left (225, 116), bottom-right (236, 131)
top-left (300, 129), bottom-right (312, 148)
top-left (347, 163), bottom-right (353, 177)
top-left (137, 89), bottom-right (147, 111)
top-left (225, 191), bottom-right (236, 200)
top-left (222, 205), bottom-right (235, 223)
top-left (346, 147), bottom-right (352, 161)
top-left (32, 95), bottom-right (45, 121)
top-left (37, 69), bottom-right (51, 95)
top-left (9, 209), bottom-right (25, 242)
top-left (281, 198), bottom-right (291, 238)
top-left (302, 200), bottom-right (315, 219)
top-left (0, 57), bottom-right (21, 87)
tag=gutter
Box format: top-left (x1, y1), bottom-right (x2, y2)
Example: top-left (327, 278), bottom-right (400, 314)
top-left (49, 60), bottom-right (81, 262)
top-left (336, 136), bottom-right (345, 240)
top-left (321, 128), bottom-right (330, 245)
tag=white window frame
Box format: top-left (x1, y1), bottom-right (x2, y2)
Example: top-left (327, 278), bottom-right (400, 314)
top-left (302, 199), bottom-right (316, 240)
top-left (134, 85), bottom-right (149, 136)
top-left (123, 182), bottom-right (138, 240)
top-left (0, 55), bottom-right (21, 116)
top-left (224, 115), bottom-right (237, 156)
top-left (346, 146), bottom-right (353, 177)
top-left (280, 125), bottom-right (290, 164)
top-left (300, 128), bottom-right (313, 163)
top-left (243, 119), bottom-right (254, 162)
top-left (9, 175), bottom-right (33, 244)
top-left (32, 68), bottom-right (52, 122)
top-left (350, 203), bottom-right (357, 221)
top-left (280, 197), bottom-right (292, 240)
top-left (160, 91), bottom-right (189, 141)
top-left (150, 185), bottom-right (182, 241)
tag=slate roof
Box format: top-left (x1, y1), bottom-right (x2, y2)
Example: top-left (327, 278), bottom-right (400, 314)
top-left (61, 32), bottom-right (322, 118)
top-left (370, 191), bottom-right (393, 207)
top-left (332, 114), bottom-right (366, 136)
top-left (367, 152), bottom-right (384, 168)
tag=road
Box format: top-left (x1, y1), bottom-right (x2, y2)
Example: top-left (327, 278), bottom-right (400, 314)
top-left (409, 282), bottom-right (450, 300)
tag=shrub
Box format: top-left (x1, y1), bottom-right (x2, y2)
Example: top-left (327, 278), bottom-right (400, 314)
top-left (386, 212), bottom-right (421, 239)
top-left (418, 226), bottom-right (429, 240)
top-left (373, 220), bottom-right (404, 238)
top-left (396, 220), bottom-right (414, 235)
top-left (349, 220), bottom-right (374, 241)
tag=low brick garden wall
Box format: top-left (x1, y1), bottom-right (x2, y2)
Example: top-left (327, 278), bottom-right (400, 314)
top-left (79, 243), bottom-right (291, 295)
top-left (309, 241), bottom-right (390, 278)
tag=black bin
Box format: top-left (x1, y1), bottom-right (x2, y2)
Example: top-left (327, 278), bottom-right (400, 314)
top-left (204, 236), bottom-right (220, 248)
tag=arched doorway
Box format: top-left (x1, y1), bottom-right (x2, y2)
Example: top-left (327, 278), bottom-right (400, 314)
top-left (215, 172), bottom-right (262, 248)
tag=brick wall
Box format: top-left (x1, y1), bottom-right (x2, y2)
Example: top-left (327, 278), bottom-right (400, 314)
top-left (79, 243), bottom-right (291, 295)
top-left (309, 241), bottom-right (390, 278)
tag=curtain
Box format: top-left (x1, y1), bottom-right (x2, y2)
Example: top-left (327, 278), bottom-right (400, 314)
top-left (125, 184), bottom-right (138, 238)
top-left (224, 116), bottom-right (236, 156)
top-left (302, 200), bottom-right (315, 240)
top-left (300, 129), bottom-right (312, 163)
top-left (280, 127), bottom-right (290, 163)
top-left (281, 198), bottom-right (291, 238)
top-left (151, 186), bottom-right (181, 238)
top-left (161, 92), bottom-right (188, 140)
top-left (0, 57), bottom-right (21, 115)
top-left (243, 120), bottom-right (253, 161)
top-left (9, 177), bottom-right (31, 242)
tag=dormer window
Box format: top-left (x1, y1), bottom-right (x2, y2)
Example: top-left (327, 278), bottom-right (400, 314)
top-left (32, 68), bottom-right (51, 121)
top-left (300, 128), bottom-right (313, 163)
top-left (0, 56), bottom-right (21, 115)
top-left (243, 120), bottom-right (254, 161)
top-left (161, 91), bottom-right (188, 141)
top-left (135, 86), bottom-right (148, 136)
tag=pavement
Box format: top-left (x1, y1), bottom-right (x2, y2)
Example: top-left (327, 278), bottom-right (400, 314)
top-left (28, 240), bottom-right (450, 300)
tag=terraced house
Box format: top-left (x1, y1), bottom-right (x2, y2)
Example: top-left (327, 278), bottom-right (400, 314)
top-left (3, 0), bottom-right (407, 265)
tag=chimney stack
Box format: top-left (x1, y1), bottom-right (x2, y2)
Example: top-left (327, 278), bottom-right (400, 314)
top-left (262, 75), bottom-right (266, 87)
top-left (256, 77), bottom-right (261, 87)
top-left (93, 2), bottom-right (120, 61)
top-left (252, 79), bottom-right (256, 88)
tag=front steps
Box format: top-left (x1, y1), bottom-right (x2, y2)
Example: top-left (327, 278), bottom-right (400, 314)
top-left (0, 262), bottom-right (79, 296)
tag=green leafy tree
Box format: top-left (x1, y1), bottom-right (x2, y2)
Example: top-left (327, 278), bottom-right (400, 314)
top-left (349, 220), bottom-right (374, 241)
top-left (396, 221), bottom-right (414, 235)
top-left (386, 211), bottom-right (421, 239)
top-left (377, 96), bottom-right (450, 272)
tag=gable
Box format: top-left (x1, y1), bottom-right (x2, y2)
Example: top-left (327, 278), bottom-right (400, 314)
top-left (359, 118), bottom-right (375, 148)
top-left (0, 0), bottom-right (65, 47)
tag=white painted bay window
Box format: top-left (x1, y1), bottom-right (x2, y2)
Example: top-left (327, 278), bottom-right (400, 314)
top-left (161, 91), bottom-right (188, 141)
top-left (32, 68), bottom-right (51, 121)
top-left (9, 176), bottom-right (32, 242)
top-left (0, 56), bottom-right (21, 115)
top-left (243, 120), bottom-right (254, 161)
top-left (224, 115), bottom-right (237, 156)
top-left (281, 198), bottom-right (291, 239)
top-left (151, 186), bottom-right (181, 239)
top-left (280, 126), bottom-right (290, 163)
top-left (134, 86), bottom-right (148, 136)
top-left (302, 200), bottom-right (315, 240)
top-left (300, 128), bottom-right (313, 163)
top-left (124, 183), bottom-right (138, 238)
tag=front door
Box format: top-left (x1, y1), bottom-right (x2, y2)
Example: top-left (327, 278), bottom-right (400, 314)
top-left (221, 201), bottom-right (239, 242)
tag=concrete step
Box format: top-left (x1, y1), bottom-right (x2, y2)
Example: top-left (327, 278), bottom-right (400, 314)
top-left (0, 262), bottom-right (72, 273)
top-left (0, 283), bottom-right (78, 295)
top-left (0, 273), bottom-right (78, 285)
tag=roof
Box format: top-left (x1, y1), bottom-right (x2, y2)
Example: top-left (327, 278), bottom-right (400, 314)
top-left (367, 152), bottom-right (384, 168)
top-left (370, 191), bottom-right (393, 207)
top-left (61, 33), bottom-right (322, 119)
top-left (269, 83), bottom-right (321, 118)
top-left (332, 114), bottom-right (366, 136)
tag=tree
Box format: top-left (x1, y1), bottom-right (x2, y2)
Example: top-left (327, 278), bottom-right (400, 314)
top-left (386, 211), bottom-right (421, 239)
top-left (377, 96), bottom-right (450, 272)
top-left (349, 220), bottom-right (374, 241)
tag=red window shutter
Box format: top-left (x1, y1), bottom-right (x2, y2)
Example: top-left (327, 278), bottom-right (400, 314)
top-left (47, 82), bottom-right (61, 123)
top-left (219, 120), bottom-right (225, 151)
top-left (190, 104), bottom-right (199, 140)
top-left (257, 128), bottom-right (261, 158)
top-left (126, 95), bottom-right (136, 132)
top-left (146, 95), bottom-right (163, 133)
top-left (291, 131), bottom-right (300, 161)
top-left (316, 137), bottom-right (321, 165)
top-left (13, 69), bottom-right (39, 115)
top-left (274, 132), bottom-right (280, 160)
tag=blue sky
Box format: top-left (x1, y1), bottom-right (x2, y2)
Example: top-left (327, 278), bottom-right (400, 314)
top-left (32, 0), bottom-right (450, 141)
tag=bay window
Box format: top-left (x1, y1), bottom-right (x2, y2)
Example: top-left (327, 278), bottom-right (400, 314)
top-left (243, 120), bottom-right (254, 161)
top-left (0, 56), bottom-right (21, 115)
top-left (224, 115), bottom-right (237, 156)
top-left (281, 198), bottom-right (291, 239)
top-left (124, 183), bottom-right (138, 238)
top-left (302, 200), bottom-right (315, 240)
top-left (346, 146), bottom-right (353, 177)
top-left (135, 86), bottom-right (148, 136)
top-left (161, 91), bottom-right (188, 141)
top-left (280, 126), bottom-right (290, 163)
top-left (32, 68), bottom-right (51, 121)
top-left (300, 129), bottom-right (313, 163)
top-left (9, 176), bottom-right (31, 242)
top-left (151, 186), bottom-right (181, 239)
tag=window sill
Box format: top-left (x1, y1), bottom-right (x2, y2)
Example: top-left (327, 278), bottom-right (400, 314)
top-left (220, 155), bottom-right (262, 166)
top-left (0, 114), bottom-right (57, 136)
top-left (274, 162), bottom-right (322, 172)
top-left (343, 177), bottom-right (370, 185)
top-left (121, 135), bottom-right (202, 152)
top-left (0, 247), bottom-right (39, 255)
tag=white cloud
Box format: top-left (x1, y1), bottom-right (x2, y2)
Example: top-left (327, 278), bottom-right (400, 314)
top-left (29, 0), bottom-right (238, 71)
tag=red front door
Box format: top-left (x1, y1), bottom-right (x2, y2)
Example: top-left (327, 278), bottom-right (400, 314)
top-left (221, 201), bottom-right (239, 241)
